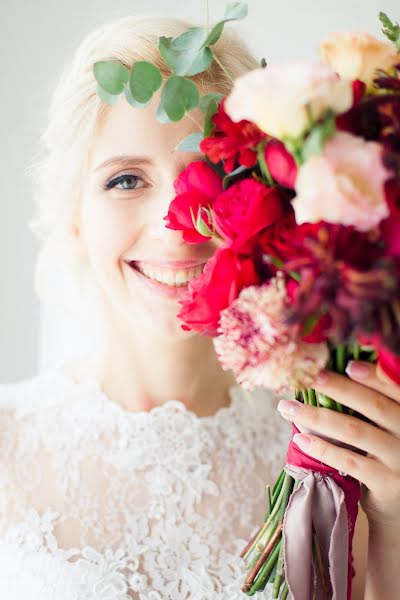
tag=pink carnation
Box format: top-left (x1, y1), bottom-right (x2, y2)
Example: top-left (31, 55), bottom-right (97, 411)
top-left (213, 273), bottom-right (329, 393)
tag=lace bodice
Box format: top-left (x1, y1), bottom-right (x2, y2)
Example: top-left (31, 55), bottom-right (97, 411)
top-left (0, 365), bottom-right (293, 599)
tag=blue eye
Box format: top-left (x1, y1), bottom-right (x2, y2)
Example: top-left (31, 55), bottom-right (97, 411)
top-left (104, 174), bottom-right (146, 191)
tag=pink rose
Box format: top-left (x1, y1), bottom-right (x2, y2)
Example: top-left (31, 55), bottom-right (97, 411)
top-left (163, 161), bottom-right (223, 244)
top-left (292, 131), bottom-right (392, 231)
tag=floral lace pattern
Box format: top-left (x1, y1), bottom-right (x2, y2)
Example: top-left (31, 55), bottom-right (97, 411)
top-left (0, 368), bottom-right (293, 599)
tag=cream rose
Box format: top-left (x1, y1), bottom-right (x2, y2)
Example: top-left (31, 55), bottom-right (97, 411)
top-left (320, 32), bottom-right (398, 92)
top-left (223, 62), bottom-right (353, 139)
top-left (292, 131), bottom-right (392, 231)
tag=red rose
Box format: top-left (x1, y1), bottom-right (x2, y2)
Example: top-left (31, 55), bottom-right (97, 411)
top-left (212, 178), bottom-right (284, 253)
top-left (163, 161), bottom-right (223, 244)
top-left (264, 140), bottom-right (298, 189)
top-left (356, 332), bottom-right (400, 385)
top-left (177, 247), bottom-right (261, 335)
top-left (378, 347), bottom-right (400, 385)
top-left (380, 178), bottom-right (400, 258)
top-left (199, 96), bottom-right (267, 174)
top-left (336, 79), bottom-right (367, 134)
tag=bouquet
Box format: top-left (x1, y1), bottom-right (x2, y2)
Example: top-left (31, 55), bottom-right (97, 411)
top-left (162, 11), bottom-right (400, 600)
top-left (93, 3), bottom-right (400, 598)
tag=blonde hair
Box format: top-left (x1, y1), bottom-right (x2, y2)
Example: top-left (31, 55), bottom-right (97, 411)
top-left (27, 13), bottom-right (260, 352)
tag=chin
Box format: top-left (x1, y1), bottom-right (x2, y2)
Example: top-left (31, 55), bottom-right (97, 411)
top-left (144, 314), bottom-right (199, 341)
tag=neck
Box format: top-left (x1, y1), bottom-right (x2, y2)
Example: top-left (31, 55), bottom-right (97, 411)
top-left (91, 300), bottom-right (238, 417)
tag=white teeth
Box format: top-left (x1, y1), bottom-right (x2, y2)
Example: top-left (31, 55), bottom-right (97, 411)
top-left (135, 264), bottom-right (205, 286)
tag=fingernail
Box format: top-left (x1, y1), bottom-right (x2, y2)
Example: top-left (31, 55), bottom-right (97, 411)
top-left (345, 360), bottom-right (370, 379)
top-left (293, 433), bottom-right (311, 449)
top-left (315, 370), bottom-right (328, 384)
top-left (277, 399), bottom-right (301, 416)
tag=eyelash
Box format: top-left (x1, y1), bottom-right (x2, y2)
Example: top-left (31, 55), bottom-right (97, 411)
top-left (103, 174), bottom-right (146, 191)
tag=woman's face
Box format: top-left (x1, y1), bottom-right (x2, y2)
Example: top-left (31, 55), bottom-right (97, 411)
top-left (78, 88), bottom-right (219, 339)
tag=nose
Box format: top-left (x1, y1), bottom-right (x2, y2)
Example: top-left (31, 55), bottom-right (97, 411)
top-left (147, 179), bottom-right (188, 248)
top-left (148, 219), bottom-right (187, 248)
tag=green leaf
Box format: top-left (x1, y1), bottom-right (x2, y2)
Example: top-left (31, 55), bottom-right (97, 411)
top-left (203, 2), bottom-right (248, 47)
top-left (379, 11), bottom-right (400, 49)
top-left (302, 111), bottom-right (336, 162)
top-left (93, 61), bottom-right (130, 95)
top-left (169, 27), bottom-right (209, 51)
top-left (198, 92), bottom-right (224, 113)
top-left (263, 254), bottom-right (285, 269)
top-left (189, 206), bottom-right (213, 237)
top-left (156, 101), bottom-right (173, 123)
top-left (160, 76), bottom-right (200, 121)
top-left (174, 132), bottom-right (204, 152)
top-left (204, 21), bottom-right (225, 46)
top-left (222, 165), bottom-right (248, 189)
top-left (302, 314), bottom-right (319, 336)
top-left (224, 1), bottom-right (248, 20)
top-left (96, 83), bottom-right (120, 105)
top-left (204, 98), bottom-right (219, 137)
top-left (129, 61), bottom-right (162, 103)
top-left (124, 85), bottom-right (151, 108)
top-left (159, 36), bottom-right (213, 76)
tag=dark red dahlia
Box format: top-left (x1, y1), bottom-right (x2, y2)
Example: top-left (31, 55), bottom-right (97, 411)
top-left (258, 221), bottom-right (400, 349)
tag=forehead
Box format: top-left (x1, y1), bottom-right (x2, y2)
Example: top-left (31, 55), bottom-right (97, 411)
top-left (91, 88), bottom-right (205, 165)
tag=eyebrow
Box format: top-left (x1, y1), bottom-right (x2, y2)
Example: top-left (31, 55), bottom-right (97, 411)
top-left (92, 155), bottom-right (155, 173)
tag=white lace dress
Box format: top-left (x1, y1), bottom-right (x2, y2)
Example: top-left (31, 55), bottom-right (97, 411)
top-left (0, 365), bottom-right (293, 599)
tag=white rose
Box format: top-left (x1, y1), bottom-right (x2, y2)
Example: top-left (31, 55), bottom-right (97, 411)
top-left (224, 62), bottom-right (353, 139)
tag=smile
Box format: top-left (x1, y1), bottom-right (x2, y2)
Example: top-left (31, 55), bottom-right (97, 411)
top-left (125, 260), bottom-right (206, 299)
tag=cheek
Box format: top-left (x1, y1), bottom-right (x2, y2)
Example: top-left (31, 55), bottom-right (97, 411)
top-left (81, 196), bottom-right (139, 265)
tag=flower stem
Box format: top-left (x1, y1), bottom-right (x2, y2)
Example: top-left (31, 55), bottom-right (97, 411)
top-left (312, 525), bottom-right (332, 599)
top-left (279, 581), bottom-right (289, 599)
top-left (242, 525), bottom-right (283, 592)
top-left (272, 526), bottom-right (286, 597)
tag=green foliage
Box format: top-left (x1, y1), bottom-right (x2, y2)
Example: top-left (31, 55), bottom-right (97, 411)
top-left (222, 165), bottom-right (249, 189)
top-left (159, 30), bottom-right (214, 77)
top-left (124, 85), bottom-right (151, 108)
top-left (203, 97), bottom-right (219, 137)
top-left (189, 206), bottom-right (214, 237)
top-left (198, 92), bottom-right (225, 113)
top-left (160, 76), bottom-right (200, 121)
top-left (129, 61), bottom-right (162, 103)
top-left (204, 1), bottom-right (248, 46)
top-left (379, 11), bottom-right (400, 50)
top-left (96, 83), bottom-right (120, 105)
top-left (93, 61), bottom-right (130, 95)
top-left (94, 2), bottom-right (249, 127)
top-left (174, 132), bottom-right (204, 152)
top-left (156, 102), bottom-right (173, 123)
top-left (301, 111), bottom-right (336, 162)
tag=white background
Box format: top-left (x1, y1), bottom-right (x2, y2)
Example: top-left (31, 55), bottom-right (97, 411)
top-left (1, 0), bottom-right (397, 381)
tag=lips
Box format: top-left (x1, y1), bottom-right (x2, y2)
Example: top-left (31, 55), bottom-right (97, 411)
top-left (127, 258), bottom-right (209, 270)
top-left (124, 260), bottom-right (204, 300)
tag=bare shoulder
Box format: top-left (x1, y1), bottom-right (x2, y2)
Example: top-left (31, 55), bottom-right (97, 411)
top-left (351, 502), bottom-right (369, 600)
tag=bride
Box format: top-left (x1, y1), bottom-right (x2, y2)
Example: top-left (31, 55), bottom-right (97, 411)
top-left (1, 12), bottom-right (398, 600)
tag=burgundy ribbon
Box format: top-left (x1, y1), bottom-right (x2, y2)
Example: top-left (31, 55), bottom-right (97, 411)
top-left (282, 422), bottom-right (361, 600)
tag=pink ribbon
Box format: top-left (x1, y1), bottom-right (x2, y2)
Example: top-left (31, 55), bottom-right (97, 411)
top-left (282, 423), bottom-right (361, 600)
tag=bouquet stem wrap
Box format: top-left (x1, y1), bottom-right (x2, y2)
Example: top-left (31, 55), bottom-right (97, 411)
top-left (283, 423), bottom-right (361, 600)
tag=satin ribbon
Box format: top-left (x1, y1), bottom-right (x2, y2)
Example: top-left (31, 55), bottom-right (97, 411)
top-left (281, 423), bottom-right (361, 600)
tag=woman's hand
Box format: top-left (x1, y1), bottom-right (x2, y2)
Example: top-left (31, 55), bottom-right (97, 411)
top-left (276, 360), bottom-right (400, 530)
